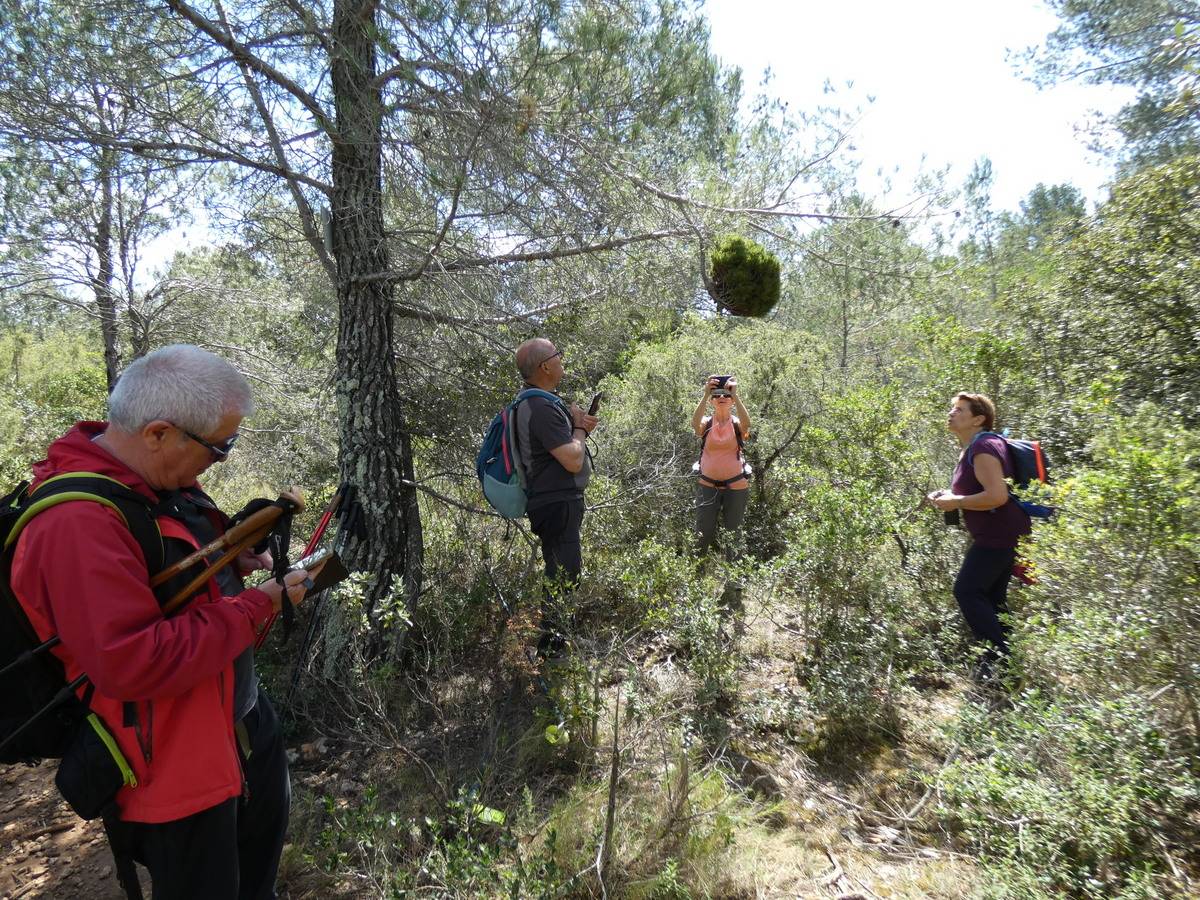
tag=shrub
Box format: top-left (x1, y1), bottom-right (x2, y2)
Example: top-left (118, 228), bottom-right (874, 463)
top-left (939, 691), bottom-right (1198, 898)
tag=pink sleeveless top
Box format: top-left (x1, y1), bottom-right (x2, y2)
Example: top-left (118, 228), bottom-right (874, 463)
top-left (699, 417), bottom-right (747, 488)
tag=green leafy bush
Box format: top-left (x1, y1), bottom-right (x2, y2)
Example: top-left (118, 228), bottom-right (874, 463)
top-left (939, 692), bottom-right (1197, 898)
top-left (0, 328), bottom-right (108, 483)
top-left (1018, 405), bottom-right (1200, 736)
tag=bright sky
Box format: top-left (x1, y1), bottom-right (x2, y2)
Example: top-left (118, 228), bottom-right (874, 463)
top-left (703, 0), bottom-right (1133, 214)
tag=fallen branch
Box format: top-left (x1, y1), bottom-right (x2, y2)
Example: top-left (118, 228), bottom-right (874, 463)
top-left (10, 820), bottom-right (75, 844)
top-left (821, 848), bottom-right (844, 886)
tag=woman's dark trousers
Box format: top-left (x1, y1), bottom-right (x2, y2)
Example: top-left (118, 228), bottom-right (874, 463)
top-left (953, 544), bottom-right (1017, 679)
top-left (695, 485), bottom-right (749, 560)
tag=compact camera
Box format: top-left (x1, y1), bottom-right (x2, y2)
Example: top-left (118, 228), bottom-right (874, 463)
top-left (712, 374), bottom-right (732, 388)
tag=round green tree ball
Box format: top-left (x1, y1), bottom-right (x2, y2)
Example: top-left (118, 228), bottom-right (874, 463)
top-left (708, 235), bottom-right (781, 317)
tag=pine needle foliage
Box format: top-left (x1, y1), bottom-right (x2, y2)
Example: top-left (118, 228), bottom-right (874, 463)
top-left (708, 235), bottom-right (782, 317)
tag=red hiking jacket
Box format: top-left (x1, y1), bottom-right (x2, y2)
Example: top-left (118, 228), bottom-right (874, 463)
top-left (10, 422), bottom-right (274, 823)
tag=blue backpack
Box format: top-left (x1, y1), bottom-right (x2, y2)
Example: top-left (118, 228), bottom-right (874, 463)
top-left (477, 388), bottom-right (563, 519)
top-left (967, 431), bottom-right (1054, 519)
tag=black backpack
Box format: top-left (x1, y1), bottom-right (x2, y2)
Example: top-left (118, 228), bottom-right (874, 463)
top-left (0, 473), bottom-right (163, 764)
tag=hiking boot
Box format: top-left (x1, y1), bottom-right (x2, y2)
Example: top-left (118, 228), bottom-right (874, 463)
top-left (535, 628), bottom-right (568, 662)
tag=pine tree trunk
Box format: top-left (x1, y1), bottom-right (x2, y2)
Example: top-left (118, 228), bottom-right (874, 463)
top-left (94, 144), bottom-right (121, 392)
top-left (330, 0), bottom-right (423, 655)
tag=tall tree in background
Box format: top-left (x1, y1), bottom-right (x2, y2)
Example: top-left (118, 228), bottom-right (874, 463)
top-left (1003, 182), bottom-right (1087, 254)
top-left (0, 0), bottom-right (758, 654)
top-left (0, 4), bottom-right (197, 388)
top-left (1030, 0), bottom-right (1200, 168)
top-left (1050, 155), bottom-right (1200, 416)
top-left (788, 194), bottom-right (929, 370)
top-left (963, 157), bottom-right (999, 304)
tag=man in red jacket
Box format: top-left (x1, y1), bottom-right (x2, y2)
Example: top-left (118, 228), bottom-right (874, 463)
top-left (11, 345), bottom-right (316, 900)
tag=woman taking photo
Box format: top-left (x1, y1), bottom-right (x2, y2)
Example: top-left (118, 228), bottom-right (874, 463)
top-left (927, 392), bottom-right (1031, 683)
top-left (691, 374), bottom-right (751, 560)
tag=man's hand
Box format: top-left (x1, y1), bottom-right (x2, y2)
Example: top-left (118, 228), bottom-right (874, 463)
top-left (237, 547), bottom-right (272, 575)
top-left (280, 485), bottom-right (305, 513)
top-left (259, 565), bottom-right (324, 615)
top-left (569, 402), bottom-right (599, 435)
top-left (237, 486), bottom-right (305, 575)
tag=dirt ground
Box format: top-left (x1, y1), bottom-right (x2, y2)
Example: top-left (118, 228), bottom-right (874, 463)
top-left (0, 761), bottom-right (134, 900)
top-left (1, 753), bottom-right (351, 900)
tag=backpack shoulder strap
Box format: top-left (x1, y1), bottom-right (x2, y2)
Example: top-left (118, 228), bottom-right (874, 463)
top-left (699, 417), bottom-right (743, 454)
top-left (509, 389), bottom-right (571, 487)
top-left (8, 473), bottom-right (164, 576)
top-left (514, 387), bottom-right (564, 408)
top-left (964, 430), bottom-right (997, 467)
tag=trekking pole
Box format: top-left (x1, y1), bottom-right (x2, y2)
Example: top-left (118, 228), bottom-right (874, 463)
top-left (158, 496), bottom-right (302, 616)
top-left (284, 485), bottom-right (359, 712)
top-left (160, 523), bottom-right (281, 615)
top-left (0, 672), bottom-right (87, 758)
top-left (255, 487), bottom-right (345, 651)
top-left (150, 502), bottom-right (289, 589)
top-left (0, 634), bottom-right (60, 680)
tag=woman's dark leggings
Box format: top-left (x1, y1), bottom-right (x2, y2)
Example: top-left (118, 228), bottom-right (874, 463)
top-left (695, 485), bottom-right (749, 560)
top-left (953, 544), bottom-right (1017, 673)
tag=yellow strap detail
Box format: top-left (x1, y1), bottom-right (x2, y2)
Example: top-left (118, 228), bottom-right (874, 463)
top-left (6, 492), bottom-right (128, 550)
top-left (5, 472), bottom-right (146, 551)
top-left (86, 713), bottom-right (138, 788)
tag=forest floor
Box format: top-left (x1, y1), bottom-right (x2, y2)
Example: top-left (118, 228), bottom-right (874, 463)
top-left (0, 759), bottom-right (133, 900)
top-left (1, 598), bottom-right (986, 899)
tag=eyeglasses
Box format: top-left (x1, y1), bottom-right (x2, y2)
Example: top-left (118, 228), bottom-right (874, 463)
top-left (537, 349), bottom-right (564, 368)
top-left (176, 425), bottom-right (239, 461)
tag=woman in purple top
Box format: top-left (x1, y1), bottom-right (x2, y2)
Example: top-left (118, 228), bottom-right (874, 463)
top-left (927, 392), bottom-right (1031, 682)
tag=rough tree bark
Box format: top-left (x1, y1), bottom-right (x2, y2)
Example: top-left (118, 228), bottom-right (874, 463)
top-left (330, 0), bottom-right (423, 652)
top-left (93, 141), bottom-right (121, 391)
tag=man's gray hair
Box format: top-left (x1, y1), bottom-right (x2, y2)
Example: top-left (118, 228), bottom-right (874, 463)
top-left (108, 345), bottom-right (254, 434)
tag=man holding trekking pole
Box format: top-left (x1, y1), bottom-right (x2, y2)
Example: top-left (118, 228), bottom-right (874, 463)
top-left (10, 345), bottom-right (321, 899)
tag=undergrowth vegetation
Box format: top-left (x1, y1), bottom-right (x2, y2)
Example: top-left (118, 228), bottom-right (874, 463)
top-left (2, 53), bottom-right (1199, 900)
top-left (258, 302), bottom-right (1197, 897)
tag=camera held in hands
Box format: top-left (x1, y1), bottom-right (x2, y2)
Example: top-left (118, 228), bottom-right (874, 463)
top-left (712, 374), bottom-right (732, 388)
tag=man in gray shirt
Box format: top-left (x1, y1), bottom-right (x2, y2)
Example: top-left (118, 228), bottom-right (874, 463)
top-left (513, 338), bottom-right (598, 654)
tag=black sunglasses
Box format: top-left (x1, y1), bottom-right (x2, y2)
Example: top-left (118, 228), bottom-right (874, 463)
top-left (537, 349), bottom-right (564, 367)
top-left (176, 425), bottom-right (239, 461)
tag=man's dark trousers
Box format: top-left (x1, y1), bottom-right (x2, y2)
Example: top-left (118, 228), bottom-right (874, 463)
top-left (124, 687), bottom-right (290, 899)
top-left (528, 497), bottom-right (585, 649)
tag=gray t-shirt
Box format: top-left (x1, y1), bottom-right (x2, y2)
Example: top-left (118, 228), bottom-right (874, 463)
top-left (515, 392), bottom-right (591, 510)
top-left (165, 490), bottom-right (258, 721)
